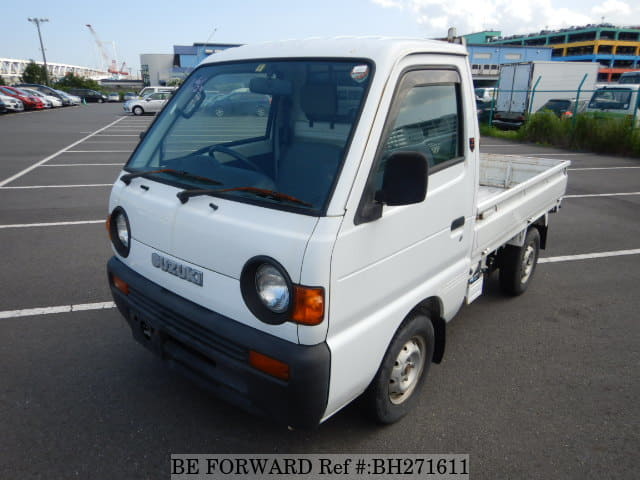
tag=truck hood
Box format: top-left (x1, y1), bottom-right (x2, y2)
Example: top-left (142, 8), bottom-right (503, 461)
top-left (110, 178), bottom-right (319, 283)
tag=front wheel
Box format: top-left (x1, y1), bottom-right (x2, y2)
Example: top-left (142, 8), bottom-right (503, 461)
top-left (132, 106), bottom-right (144, 116)
top-left (97, 98), bottom-right (104, 103)
top-left (214, 106), bottom-right (225, 117)
top-left (364, 313), bottom-right (434, 424)
top-left (499, 227), bottom-right (540, 296)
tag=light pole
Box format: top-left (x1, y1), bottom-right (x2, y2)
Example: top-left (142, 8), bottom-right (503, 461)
top-left (27, 17), bottom-right (49, 85)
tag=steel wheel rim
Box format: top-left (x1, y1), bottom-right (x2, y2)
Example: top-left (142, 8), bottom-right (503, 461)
top-left (389, 336), bottom-right (426, 405)
top-left (521, 244), bottom-right (536, 284)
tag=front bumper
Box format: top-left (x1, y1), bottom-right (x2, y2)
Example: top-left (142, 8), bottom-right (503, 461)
top-left (107, 257), bottom-right (330, 429)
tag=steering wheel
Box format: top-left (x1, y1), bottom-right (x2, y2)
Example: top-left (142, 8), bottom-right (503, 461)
top-left (208, 144), bottom-right (266, 174)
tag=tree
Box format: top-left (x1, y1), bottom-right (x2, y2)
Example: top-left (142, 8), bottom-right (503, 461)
top-left (54, 73), bottom-right (102, 92)
top-left (167, 78), bottom-right (184, 87)
top-left (21, 61), bottom-right (48, 85)
top-left (0, 76), bottom-right (6, 86)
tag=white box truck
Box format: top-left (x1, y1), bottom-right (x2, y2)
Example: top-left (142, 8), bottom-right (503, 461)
top-left (106, 38), bottom-right (569, 428)
top-left (493, 61), bottom-right (598, 128)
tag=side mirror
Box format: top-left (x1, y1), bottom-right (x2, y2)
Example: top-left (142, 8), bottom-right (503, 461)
top-left (355, 151), bottom-right (429, 225)
top-left (139, 131), bottom-right (146, 140)
top-left (376, 151), bottom-right (429, 206)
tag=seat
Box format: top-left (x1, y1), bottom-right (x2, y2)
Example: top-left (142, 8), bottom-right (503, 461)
top-left (276, 83), bottom-right (344, 207)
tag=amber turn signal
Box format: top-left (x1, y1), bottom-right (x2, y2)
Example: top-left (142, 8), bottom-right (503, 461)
top-left (291, 286), bottom-right (324, 325)
top-left (112, 274), bottom-right (129, 295)
top-left (249, 350), bottom-right (289, 381)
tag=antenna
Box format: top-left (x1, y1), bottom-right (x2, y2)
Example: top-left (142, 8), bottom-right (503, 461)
top-left (205, 27), bottom-right (218, 44)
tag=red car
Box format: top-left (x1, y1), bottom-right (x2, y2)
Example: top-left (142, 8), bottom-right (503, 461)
top-left (0, 86), bottom-right (45, 110)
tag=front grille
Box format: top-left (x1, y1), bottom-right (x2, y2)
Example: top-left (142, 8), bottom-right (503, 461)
top-left (127, 288), bottom-right (247, 363)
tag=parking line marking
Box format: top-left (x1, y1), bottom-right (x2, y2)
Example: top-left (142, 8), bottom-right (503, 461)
top-left (0, 220), bottom-right (104, 229)
top-left (569, 166), bottom-right (640, 171)
top-left (65, 150), bottom-right (132, 153)
top-left (0, 184), bottom-right (112, 189)
top-left (0, 116), bottom-right (125, 187)
top-left (0, 302), bottom-right (115, 320)
top-left (41, 163), bottom-right (123, 167)
top-left (564, 192), bottom-right (640, 198)
top-left (540, 249), bottom-right (640, 264)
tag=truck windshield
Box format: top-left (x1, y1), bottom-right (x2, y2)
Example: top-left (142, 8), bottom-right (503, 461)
top-left (125, 59), bottom-right (372, 213)
top-left (588, 89), bottom-right (632, 110)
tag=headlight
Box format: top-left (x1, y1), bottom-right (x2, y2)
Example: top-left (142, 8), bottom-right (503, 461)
top-left (240, 258), bottom-right (292, 325)
top-left (255, 264), bottom-right (290, 313)
top-left (115, 213), bottom-right (129, 249)
top-left (108, 207), bottom-right (131, 257)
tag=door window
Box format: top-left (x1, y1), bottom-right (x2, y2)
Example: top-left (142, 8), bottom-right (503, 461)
top-left (372, 69), bottom-right (463, 191)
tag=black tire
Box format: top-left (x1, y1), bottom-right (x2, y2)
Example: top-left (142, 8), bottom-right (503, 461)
top-left (364, 313), bottom-right (434, 424)
top-left (499, 227), bottom-right (540, 296)
top-left (97, 98), bottom-right (104, 103)
top-left (214, 106), bottom-right (225, 117)
top-left (132, 106), bottom-right (144, 116)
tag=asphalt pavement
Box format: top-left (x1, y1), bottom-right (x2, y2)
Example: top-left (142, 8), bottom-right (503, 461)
top-left (1, 104), bottom-right (638, 479)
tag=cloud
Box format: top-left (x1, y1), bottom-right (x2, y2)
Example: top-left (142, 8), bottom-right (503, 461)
top-left (371, 0), bottom-right (638, 37)
top-left (591, 0), bottom-right (633, 23)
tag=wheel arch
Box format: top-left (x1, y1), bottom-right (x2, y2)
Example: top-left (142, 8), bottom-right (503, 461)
top-left (531, 217), bottom-right (548, 250)
top-left (414, 296), bottom-right (446, 364)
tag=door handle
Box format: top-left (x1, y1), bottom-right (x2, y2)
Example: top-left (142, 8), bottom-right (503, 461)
top-left (451, 216), bottom-right (465, 231)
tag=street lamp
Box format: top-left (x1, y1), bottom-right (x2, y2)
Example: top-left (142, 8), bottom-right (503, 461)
top-left (27, 17), bottom-right (49, 85)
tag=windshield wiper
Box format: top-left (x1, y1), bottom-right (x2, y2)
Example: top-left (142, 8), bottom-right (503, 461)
top-left (120, 169), bottom-right (222, 186)
top-left (176, 186), bottom-right (312, 207)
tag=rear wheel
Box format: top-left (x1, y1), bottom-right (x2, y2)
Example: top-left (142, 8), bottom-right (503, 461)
top-left (214, 106), bottom-right (225, 117)
top-left (499, 228), bottom-right (540, 296)
top-left (132, 106), bottom-right (144, 116)
top-left (364, 313), bottom-right (434, 424)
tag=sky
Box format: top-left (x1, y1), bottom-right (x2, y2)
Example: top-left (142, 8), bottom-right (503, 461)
top-left (2, 0), bottom-right (639, 76)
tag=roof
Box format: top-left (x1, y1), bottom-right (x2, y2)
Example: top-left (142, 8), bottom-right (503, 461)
top-left (200, 37), bottom-right (467, 71)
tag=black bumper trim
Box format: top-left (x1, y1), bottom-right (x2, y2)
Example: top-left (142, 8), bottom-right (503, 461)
top-left (107, 256), bottom-right (330, 429)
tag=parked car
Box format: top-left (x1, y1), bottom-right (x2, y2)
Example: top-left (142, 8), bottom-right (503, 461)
top-left (618, 71), bottom-right (640, 84)
top-left (106, 39), bottom-right (570, 428)
top-left (123, 91), bottom-right (172, 115)
top-left (107, 92), bottom-right (120, 102)
top-left (14, 83), bottom-right (70, 106)
top-left (55, 90), bottom-right (81, 105)
top-left (0, 86), bottom-right (45, 110)
top-left (20, 88), bottom-right (62, 108)
top-left (206, 90), bottom-right (271, 117)
top-left (123, 92), bottom-right (137, 101)
top-left (536, 98), bottom-right (588, 118)
top-left (586, 85), bottom-right (640, 126)
top-left (475, 87), bottom-right (496, 102)
top-left (67, 88), bottom-right (108, 103)
top-left (137, 86), bottom-right (177, 98)
top-left (0, 93), bottom-right (25, 112)
top-left (0, 97), bottom-right (5, 114)
top-left (476, 99), bottom-right (494, 123)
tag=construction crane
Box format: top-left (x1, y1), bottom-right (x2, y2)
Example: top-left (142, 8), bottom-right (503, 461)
top-left (119, 61), bottom-right (129, 76)
top-left (86, 24), bottom-right (127, 77)
top-left (86, 24), bottom-right (111, 73)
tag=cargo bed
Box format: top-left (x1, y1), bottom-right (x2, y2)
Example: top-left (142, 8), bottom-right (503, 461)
top-left (473, 153), bottom-right (570, 259)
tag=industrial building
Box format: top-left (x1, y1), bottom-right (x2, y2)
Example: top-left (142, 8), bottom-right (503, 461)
top-left (484, 24), bottom-right (640, 82)
top-left (140, 42), bottom-right (241, 86)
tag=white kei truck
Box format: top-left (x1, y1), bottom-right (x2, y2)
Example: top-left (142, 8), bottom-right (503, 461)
top-left (106, 38), bottom-right (569, 429)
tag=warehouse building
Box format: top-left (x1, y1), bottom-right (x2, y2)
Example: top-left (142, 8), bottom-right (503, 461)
top-left (485, 24), bottom-right (640, 82)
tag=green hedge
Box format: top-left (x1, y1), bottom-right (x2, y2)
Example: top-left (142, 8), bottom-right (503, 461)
top-left (481, 113), bottom-right (640, 157)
